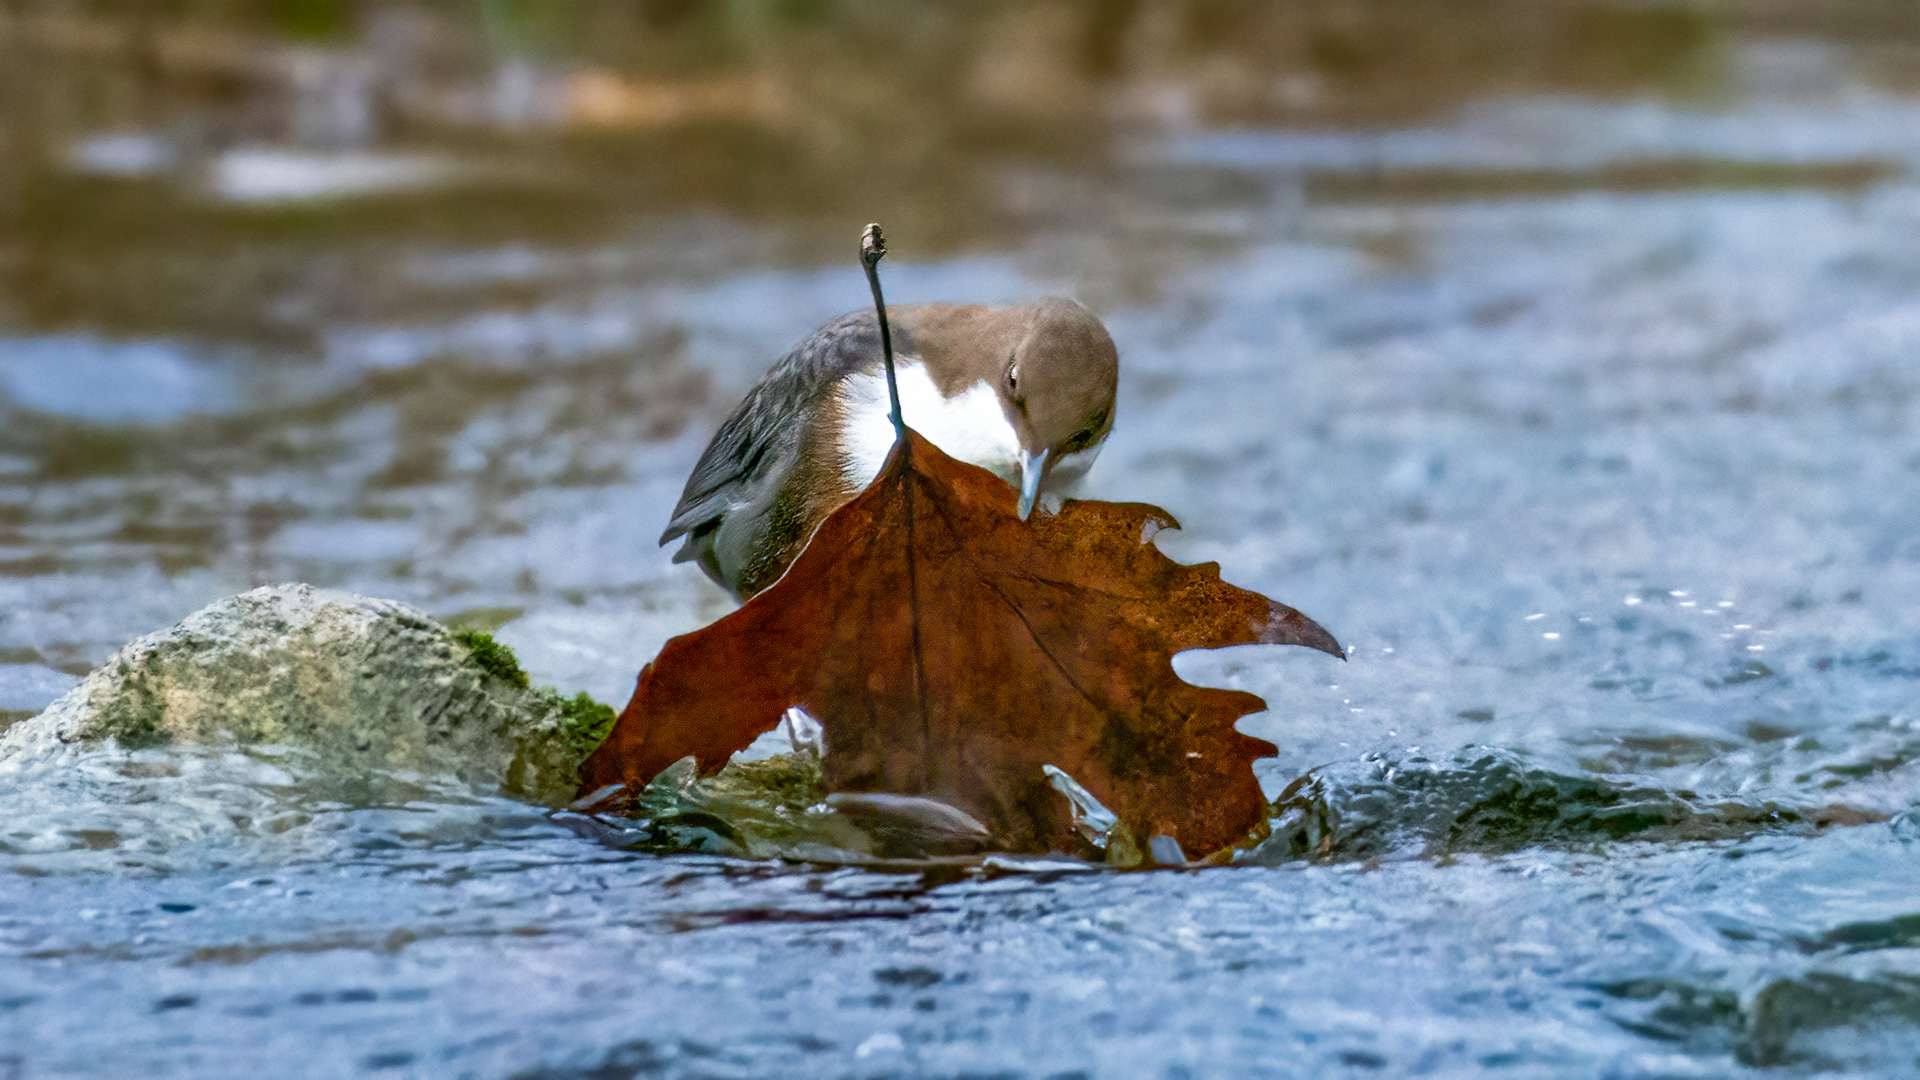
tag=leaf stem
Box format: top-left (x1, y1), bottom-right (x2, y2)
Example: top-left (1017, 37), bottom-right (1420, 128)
top-left (861, 222), bottom-right (932, 790)
top-left (860, 223), bottom-right (904, 440)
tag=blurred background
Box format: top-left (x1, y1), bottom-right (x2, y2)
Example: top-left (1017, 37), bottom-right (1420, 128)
top-left (13, 5), bottom-right (1920, 1074)
top-left (2, 0), bottom-right (1918, 742)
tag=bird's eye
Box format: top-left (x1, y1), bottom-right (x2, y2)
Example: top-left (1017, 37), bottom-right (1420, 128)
top-left (1067, 428), bottom-right (1093, 450)
top-left (1006, 365), bottom-right (1019, 393)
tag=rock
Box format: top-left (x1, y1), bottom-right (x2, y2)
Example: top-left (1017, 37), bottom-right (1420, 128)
top-left (0, 584), bottom-right (608, 806)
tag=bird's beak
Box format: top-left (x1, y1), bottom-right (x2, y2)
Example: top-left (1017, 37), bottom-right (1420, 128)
top-left (1017, 447), bottom-right (1049, 520)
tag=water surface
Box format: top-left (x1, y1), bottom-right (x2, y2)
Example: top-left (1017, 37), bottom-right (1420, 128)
top-left (4, 3), bottom-right (1920, 1075)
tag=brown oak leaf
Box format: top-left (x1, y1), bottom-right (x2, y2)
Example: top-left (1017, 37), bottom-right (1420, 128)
top-left (579, 430), bottom-right (1341, 857)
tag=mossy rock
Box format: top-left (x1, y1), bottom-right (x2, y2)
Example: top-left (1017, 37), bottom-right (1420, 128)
top-left (0, 585), bottom-right (616, 806)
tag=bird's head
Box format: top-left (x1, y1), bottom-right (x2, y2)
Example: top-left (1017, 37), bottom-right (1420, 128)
top-left (995, 298), bottom-right (1119, 519)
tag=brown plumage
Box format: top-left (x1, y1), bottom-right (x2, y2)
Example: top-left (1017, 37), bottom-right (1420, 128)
top-left (662, 299), bottom-right (1120, 599)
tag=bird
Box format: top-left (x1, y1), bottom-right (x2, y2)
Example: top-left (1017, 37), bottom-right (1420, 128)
top-left (661, 298), bottom-right (1120, 600)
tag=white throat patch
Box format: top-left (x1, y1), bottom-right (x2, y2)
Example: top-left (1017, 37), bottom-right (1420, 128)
top-left (836, 362), bottom-right (1021, 490)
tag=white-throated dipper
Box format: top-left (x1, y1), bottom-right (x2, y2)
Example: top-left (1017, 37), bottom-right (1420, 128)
top-left (662, 299), bottom-right (1120, 599)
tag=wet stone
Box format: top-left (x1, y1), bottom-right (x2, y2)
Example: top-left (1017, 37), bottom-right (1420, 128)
top-left (0, 585), bottom-right (603, 806)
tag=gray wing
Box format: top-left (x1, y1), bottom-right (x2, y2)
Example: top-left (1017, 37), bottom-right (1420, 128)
top-left (659, 310), bottom-right (887, 567)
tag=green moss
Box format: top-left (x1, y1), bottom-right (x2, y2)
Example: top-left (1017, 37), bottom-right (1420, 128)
top-left (554, 691), bottom-right (616, 758)
top-left (453, 630), bottom-right (529, 689)
top-left (497, 685), bottom-right (617, 806)
top-left (91, 662), bottom-right (169, 750)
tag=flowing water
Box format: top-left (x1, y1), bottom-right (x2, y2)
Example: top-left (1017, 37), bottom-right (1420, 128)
top-left (5, 2), bottom-right (1920, 1075)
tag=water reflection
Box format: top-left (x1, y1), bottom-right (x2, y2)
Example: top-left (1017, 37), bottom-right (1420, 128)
top-left (0, 1), bottom-right (1753, 299)
top-left (0, 4), bottom-right (1914, 682)
top-left (7, 4), bottom-right (1920, 1075)
top-left (0, 334), bottom-right (241, 421)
